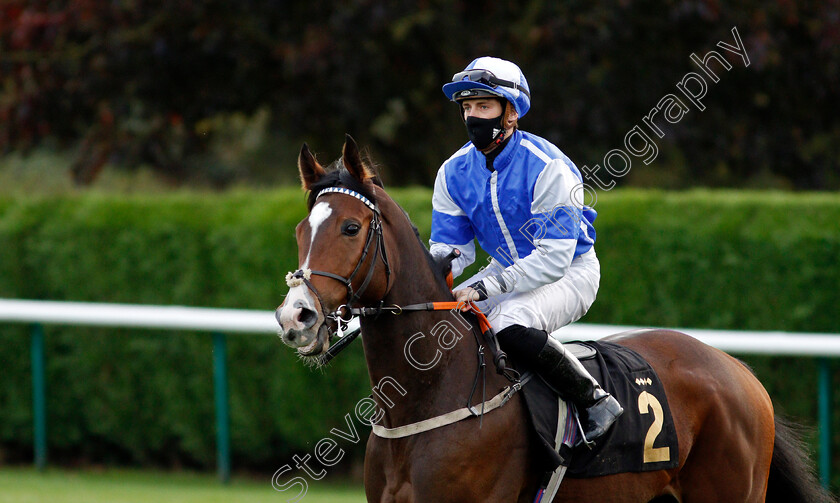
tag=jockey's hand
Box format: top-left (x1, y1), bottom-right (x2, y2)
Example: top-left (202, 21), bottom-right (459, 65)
top-left (453, 281), bottom-right (489, 309)
top-left (453, 287), bottom-right (481, 308)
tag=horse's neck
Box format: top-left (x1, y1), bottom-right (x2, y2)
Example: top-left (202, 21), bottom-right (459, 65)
top-left (359, 240), bottom-right (497, 428)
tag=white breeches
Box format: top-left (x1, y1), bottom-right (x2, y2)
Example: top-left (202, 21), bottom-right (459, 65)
top-left (456, 248), bottom-right (601, 333)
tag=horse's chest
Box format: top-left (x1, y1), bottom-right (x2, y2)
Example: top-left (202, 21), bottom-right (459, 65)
top-left (367, 437), bottom-right (462, 502)
top-left (379, 482), bottom-right (414, 503)
top-left (365, 415), bottom-right (531, 502)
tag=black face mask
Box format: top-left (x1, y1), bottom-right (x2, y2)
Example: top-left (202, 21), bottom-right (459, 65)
top-left (465, 112), bottom-right (505, 150)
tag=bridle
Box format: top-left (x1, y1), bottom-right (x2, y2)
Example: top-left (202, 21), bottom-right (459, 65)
top-left (285, 184), bottom-right (519, 381)
top-left (285, 185), bottom-right (392, 330)
top-left (284, 182), bottom-right (522, 435)
top-left (285, 184), bottom-right (515, 377)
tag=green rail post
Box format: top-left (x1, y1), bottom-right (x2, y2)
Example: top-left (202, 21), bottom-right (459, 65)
top-left (31, 323), bottom-right (47, 471)
top-left (819, 358), bottom-right (832, 489)
top-left (213, 332), bottom-right (231, 484)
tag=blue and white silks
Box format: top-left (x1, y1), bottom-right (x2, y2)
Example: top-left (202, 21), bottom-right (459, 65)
top-left (430, 129), bottom-right (596, 296)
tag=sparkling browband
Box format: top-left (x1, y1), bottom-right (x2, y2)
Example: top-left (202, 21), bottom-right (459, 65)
top-left (316, 187), bottom-right (377, 211)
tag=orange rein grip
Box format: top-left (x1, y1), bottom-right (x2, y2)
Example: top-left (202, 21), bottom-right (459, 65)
top-left (430, 301), bottom-right (463, 310)
top-left (431, 301), bottom-right (493, 335)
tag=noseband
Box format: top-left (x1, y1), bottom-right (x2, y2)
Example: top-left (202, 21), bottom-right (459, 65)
top-left (286, 186), bottom-right (392, 326)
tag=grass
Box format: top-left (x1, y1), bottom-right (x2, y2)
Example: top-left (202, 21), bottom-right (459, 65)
top-left (0, 467), bottom-right (365, 503)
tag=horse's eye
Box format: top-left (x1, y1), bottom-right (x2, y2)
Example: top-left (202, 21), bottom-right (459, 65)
top-left (342, 222), bottom-right (361, 236)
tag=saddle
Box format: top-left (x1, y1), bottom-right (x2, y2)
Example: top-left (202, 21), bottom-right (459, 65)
top-left (519, 340), bottom-right (680, 478)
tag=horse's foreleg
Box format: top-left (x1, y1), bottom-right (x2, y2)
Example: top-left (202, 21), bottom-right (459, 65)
top-left (364, 434), bottom-right (394, 503)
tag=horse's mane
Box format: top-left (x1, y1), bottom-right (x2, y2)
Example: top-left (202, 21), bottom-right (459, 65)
top-left (306, 159), bottom-right (451, 292)
top-left (403, 211), bottom-right (453, 292)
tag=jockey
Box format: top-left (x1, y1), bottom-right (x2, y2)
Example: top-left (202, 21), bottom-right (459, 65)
top-left (430, 57), bottom-right (623, 443)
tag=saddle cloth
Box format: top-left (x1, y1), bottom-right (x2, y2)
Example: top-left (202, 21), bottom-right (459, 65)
top-left (519, 340), bottom-right (680, 478)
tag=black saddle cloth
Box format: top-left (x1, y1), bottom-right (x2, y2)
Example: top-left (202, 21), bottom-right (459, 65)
top-left (519, 340), bottom-right (680, 477)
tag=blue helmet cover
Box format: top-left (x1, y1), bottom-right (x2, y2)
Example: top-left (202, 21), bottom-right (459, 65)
top-left (442, 57), bottom-right (531, 118)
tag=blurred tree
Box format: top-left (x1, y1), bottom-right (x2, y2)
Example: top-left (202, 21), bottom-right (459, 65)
top-left (0, 0), bottom-right (837, 189)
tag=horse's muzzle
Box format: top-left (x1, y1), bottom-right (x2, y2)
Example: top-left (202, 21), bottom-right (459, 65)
top-left (278, 323), bottom-right (331, 358)
top-left (276, 298), bottom-right (329, 354)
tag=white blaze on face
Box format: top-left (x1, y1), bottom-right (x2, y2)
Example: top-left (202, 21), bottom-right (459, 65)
top-left (303, 201), bottom-right (333, 268)
top-left (278, 201), bottom-right (332, 332)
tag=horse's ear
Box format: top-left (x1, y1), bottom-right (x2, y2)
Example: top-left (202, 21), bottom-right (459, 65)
top-left (342, 134), bottom-right (372, 182)
top-left (298, 143), bottom-right (326, 190)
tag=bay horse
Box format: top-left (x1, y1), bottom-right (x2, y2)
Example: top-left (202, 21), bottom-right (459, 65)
top-left (276, 135), bottom-right (833, 502)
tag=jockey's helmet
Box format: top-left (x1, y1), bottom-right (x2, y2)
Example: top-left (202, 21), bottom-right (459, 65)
top-left (442, 57), bottom-right (531, 118)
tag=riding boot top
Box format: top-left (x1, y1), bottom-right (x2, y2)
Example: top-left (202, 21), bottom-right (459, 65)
top-left (497, 324), bottom-right (624, 443)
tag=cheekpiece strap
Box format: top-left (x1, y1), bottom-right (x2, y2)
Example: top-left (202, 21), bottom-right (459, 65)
top-left (317, 187), bottom-right (377, 212)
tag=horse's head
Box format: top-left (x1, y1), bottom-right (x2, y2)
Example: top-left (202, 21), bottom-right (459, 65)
top-left (276, 135), bottom-right (392, 358)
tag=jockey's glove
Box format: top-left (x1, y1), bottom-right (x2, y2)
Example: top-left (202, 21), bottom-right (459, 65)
top-left (469, 274), bottom-right (509, 301)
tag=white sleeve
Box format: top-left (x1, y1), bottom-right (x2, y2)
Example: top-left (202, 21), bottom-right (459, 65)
top-left (429, 241), bottom-right (476, 279)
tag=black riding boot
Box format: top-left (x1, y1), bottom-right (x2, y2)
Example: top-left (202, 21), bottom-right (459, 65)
top-left (497, 324), bottom-right (624, 443)
top-left (536, 335), bottom-right (624, 443)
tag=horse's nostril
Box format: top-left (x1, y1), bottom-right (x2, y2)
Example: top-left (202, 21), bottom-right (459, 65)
top-left (284, 331), bottom-right (297, 344)
top-left (298, 307), bottom-right (318, 329)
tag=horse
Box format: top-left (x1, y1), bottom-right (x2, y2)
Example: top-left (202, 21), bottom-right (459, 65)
top-left (276, 135), bottom-right (833, 503)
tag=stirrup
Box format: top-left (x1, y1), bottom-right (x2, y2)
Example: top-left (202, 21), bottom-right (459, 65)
top-left (572, 404), bottom-right (597, 450)
top-left (574, 394), bottom-right (624, 448)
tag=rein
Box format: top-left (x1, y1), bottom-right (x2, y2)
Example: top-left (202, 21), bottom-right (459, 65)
top-left (321, 301), bottom-right (517, 381)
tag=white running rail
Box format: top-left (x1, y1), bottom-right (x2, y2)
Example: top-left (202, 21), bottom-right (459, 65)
top-left (1, 298), bottom-right (838, 356)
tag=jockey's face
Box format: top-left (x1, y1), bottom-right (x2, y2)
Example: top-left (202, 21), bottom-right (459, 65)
top-left (461, 98), bottom-right (503, 121)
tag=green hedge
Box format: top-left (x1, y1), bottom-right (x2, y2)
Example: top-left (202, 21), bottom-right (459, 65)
top-left (1, 189), bottom-right (839, 477)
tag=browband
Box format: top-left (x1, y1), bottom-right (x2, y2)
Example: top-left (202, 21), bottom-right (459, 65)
top-left (316, 187), bottom-right (377, 212)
